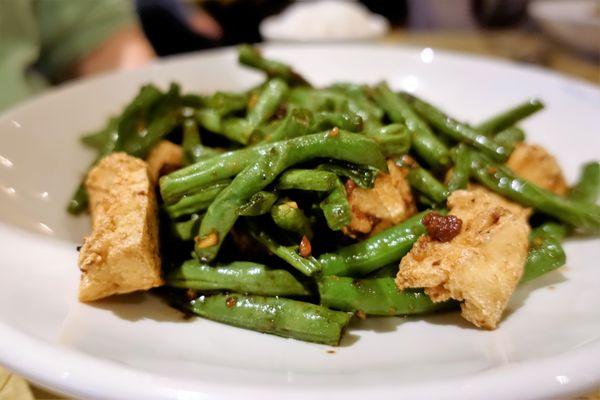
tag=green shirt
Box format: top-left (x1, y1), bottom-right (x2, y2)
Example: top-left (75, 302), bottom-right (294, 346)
top-left (0, 0), bottom-right (135, 111)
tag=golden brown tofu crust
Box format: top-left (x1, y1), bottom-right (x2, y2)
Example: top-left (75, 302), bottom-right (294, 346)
top-left (469, 184), bottom-right (532, 218)
top-left (343, 160), bottom-right (417, 237)
top-left (78, 152), bottom-right (162, 302)
top-left (507, 143), bottom-right (568, 196)
top-left (396, 189), bottom-right (530, 329)
top-left (146, 140), bottom-right (183, 183)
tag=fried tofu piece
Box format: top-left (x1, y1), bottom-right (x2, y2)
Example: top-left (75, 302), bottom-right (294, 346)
top-left (444, 161), bottom-right (533, 217)
top-left (146, 140), bottom-right (183, 183)
top-left (78, 153), bottom-right (162, 302)
top-left (507, 143), bottom-right (568, 196)
top-left (396, 189), bottom-right (530, 329)
top-left (468, 184), bottom-right (532, 219)
top-left (343, 160), bottom-right (417, 237)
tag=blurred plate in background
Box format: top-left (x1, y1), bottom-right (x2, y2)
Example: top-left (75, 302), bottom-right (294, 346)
top-left (529, 0), bottom-right (600, 56)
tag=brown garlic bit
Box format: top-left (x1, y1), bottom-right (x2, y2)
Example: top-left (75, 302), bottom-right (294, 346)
top-left (225, 296), bottom-right (238, 308)
top-left (344, 179), bottom-right (357, 196)
top-left (422, 212), bottom-right (463, 242)
top-left (195, 232), bottom-right (219, 249)
top-left (299, 235), bottom-right (312, 257)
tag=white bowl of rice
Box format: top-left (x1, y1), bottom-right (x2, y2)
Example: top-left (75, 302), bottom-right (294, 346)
top-left (260, 0), bottom-right (390, 42)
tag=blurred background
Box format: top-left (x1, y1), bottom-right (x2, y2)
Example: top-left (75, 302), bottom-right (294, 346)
top-left (0, 0), bottom-right (598, 113)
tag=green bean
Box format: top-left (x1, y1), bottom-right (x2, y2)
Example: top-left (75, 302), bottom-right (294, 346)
top-left (271, 201), bottom-right (313, 238)
top-left (519, 162), bottom-right (598, 283)
top-left (182, 110), bottom-right (222, 161)
top-left (167, 260), bottom-right (310, 296)
top-left (264, 108), bottom-right (312, 143)
top-left (182, 119), bottom-right (201, 165)
top-left (261, 119), bottom-right (283, 138)
top-left (520, 163), bottom-right (597, 283)
top-left (318, 276), bottom-right (451, 316)
top-left (80, 117), bottom-right (119, 150)
top-left (476, 99), bottom-right (544, 135)
top-left (369, 133), bottom-right (411, 158)
top-left (493, 126), bottom-right (525, 154)
top-left (161, 145), bottom-right (259, 204)
top-left (277, 169), bottom-right (338, 192)
top-left (195, 108), bottom-right (222, 133)
top-left (186, 294), bottom-right (350, 345)
top-left (402, 92), bottom-right (509, 162)
top-left (569, 161), bottom-right (600, 204)
top-left (447, 144), bottom-right (470, 192)
top-left (80, 129), bottom-right (109, 150)
top-left (367, 123), bottom-right (407, 136)
top-left (238, 191), bottom-right (278, 216)
top-left (288, 87), bottom-right (347, 112)
top-left (195, 132), bottom-right (386, 260)
top-left (312, 111), bottom-right (363, 132)
top-left (467, 149), bottom-right (600, 232)
top-left (520, 223), bottom-right (567, 283)
top-left (194, 146), bottom-right (289, 260)
top-left (372, 83), bottom-right (450, 168)
top-left (416, 194), bottom-right (437, 209)
top-left (187, 144), bottom-right (222, 165)
top-left (321, 223), bottom-right (566, 314)
top-left (366, 123), bottom-right (411, 157)
top-left (181, 93), bottom-right (206, 108)
top-left (114, 84), bottom-right (164, 152)
top-left (317, 162), bottom-right (378, 189)
top-left (320, 179), bottom-right (351, 231)
top-left (67, 184), bottom-right (89, 215)
top-left (366, 263), bottom-right (398, 278)
top-left (171, 213), bottom-right (202, 241)
top-left (67, 85), bottom-right (165, 214)
top-left (165, 180), bottom-right (230, 219)
top-left (238, 44), bottom-right (310, 86)
top-left (278, 170), bottom-right (353, 231)
top-left (533, 221), bottom-right (569, 240)
top-left (121, 83), bottom-right (182, 158)
top-left (319, 210), bottom-right (432, 277)
top-left (246, 220), bottom-right (322, 276)
top-left (204, 91), bottom-right (249, 116)
top-left (161, 131), bottom-right (384, 204)
top-left (221, 118), bottom-right (254, 144)
top-left (408, 167), bottom-right (449, 204)
top-left (329, 83), bottom-right (384, 129)
top-left (322, 229), bottom-right (564, 312)
top-left (248, 78), bottom-right (288, 127)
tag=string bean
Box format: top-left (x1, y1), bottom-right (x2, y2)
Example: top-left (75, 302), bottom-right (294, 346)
top-left (168, 260), bottom-right (310, 296)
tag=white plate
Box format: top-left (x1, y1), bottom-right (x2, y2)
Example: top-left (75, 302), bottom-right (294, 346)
top-left (0, 45), bottom-right (599, 400)
top-left (529, 0), bottom-right (600, 55)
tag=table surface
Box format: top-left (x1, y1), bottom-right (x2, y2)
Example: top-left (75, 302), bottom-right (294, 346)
top-left (1, 29), bottom-right (598, 400)
top-left (382, 30), bottom-right (599, 85)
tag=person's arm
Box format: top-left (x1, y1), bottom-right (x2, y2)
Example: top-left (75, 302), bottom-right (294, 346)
top-left (70, 24), bottom-right (155, 77)
top-left (36, 0), bottom-right (154, 80)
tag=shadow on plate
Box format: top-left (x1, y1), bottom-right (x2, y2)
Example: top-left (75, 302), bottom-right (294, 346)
top-left (346, 269), bottom-right (567, 334)
top-left (349, 308), bottom-right (472, 333)
top-left (89, 291), bottom-right (192, 323)
top-left (85, 266), bottom-right (567, 346)
top-left (338, 332), bottom-right (361, 347)
top-left (504, 269), bottom-right (567, 319)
